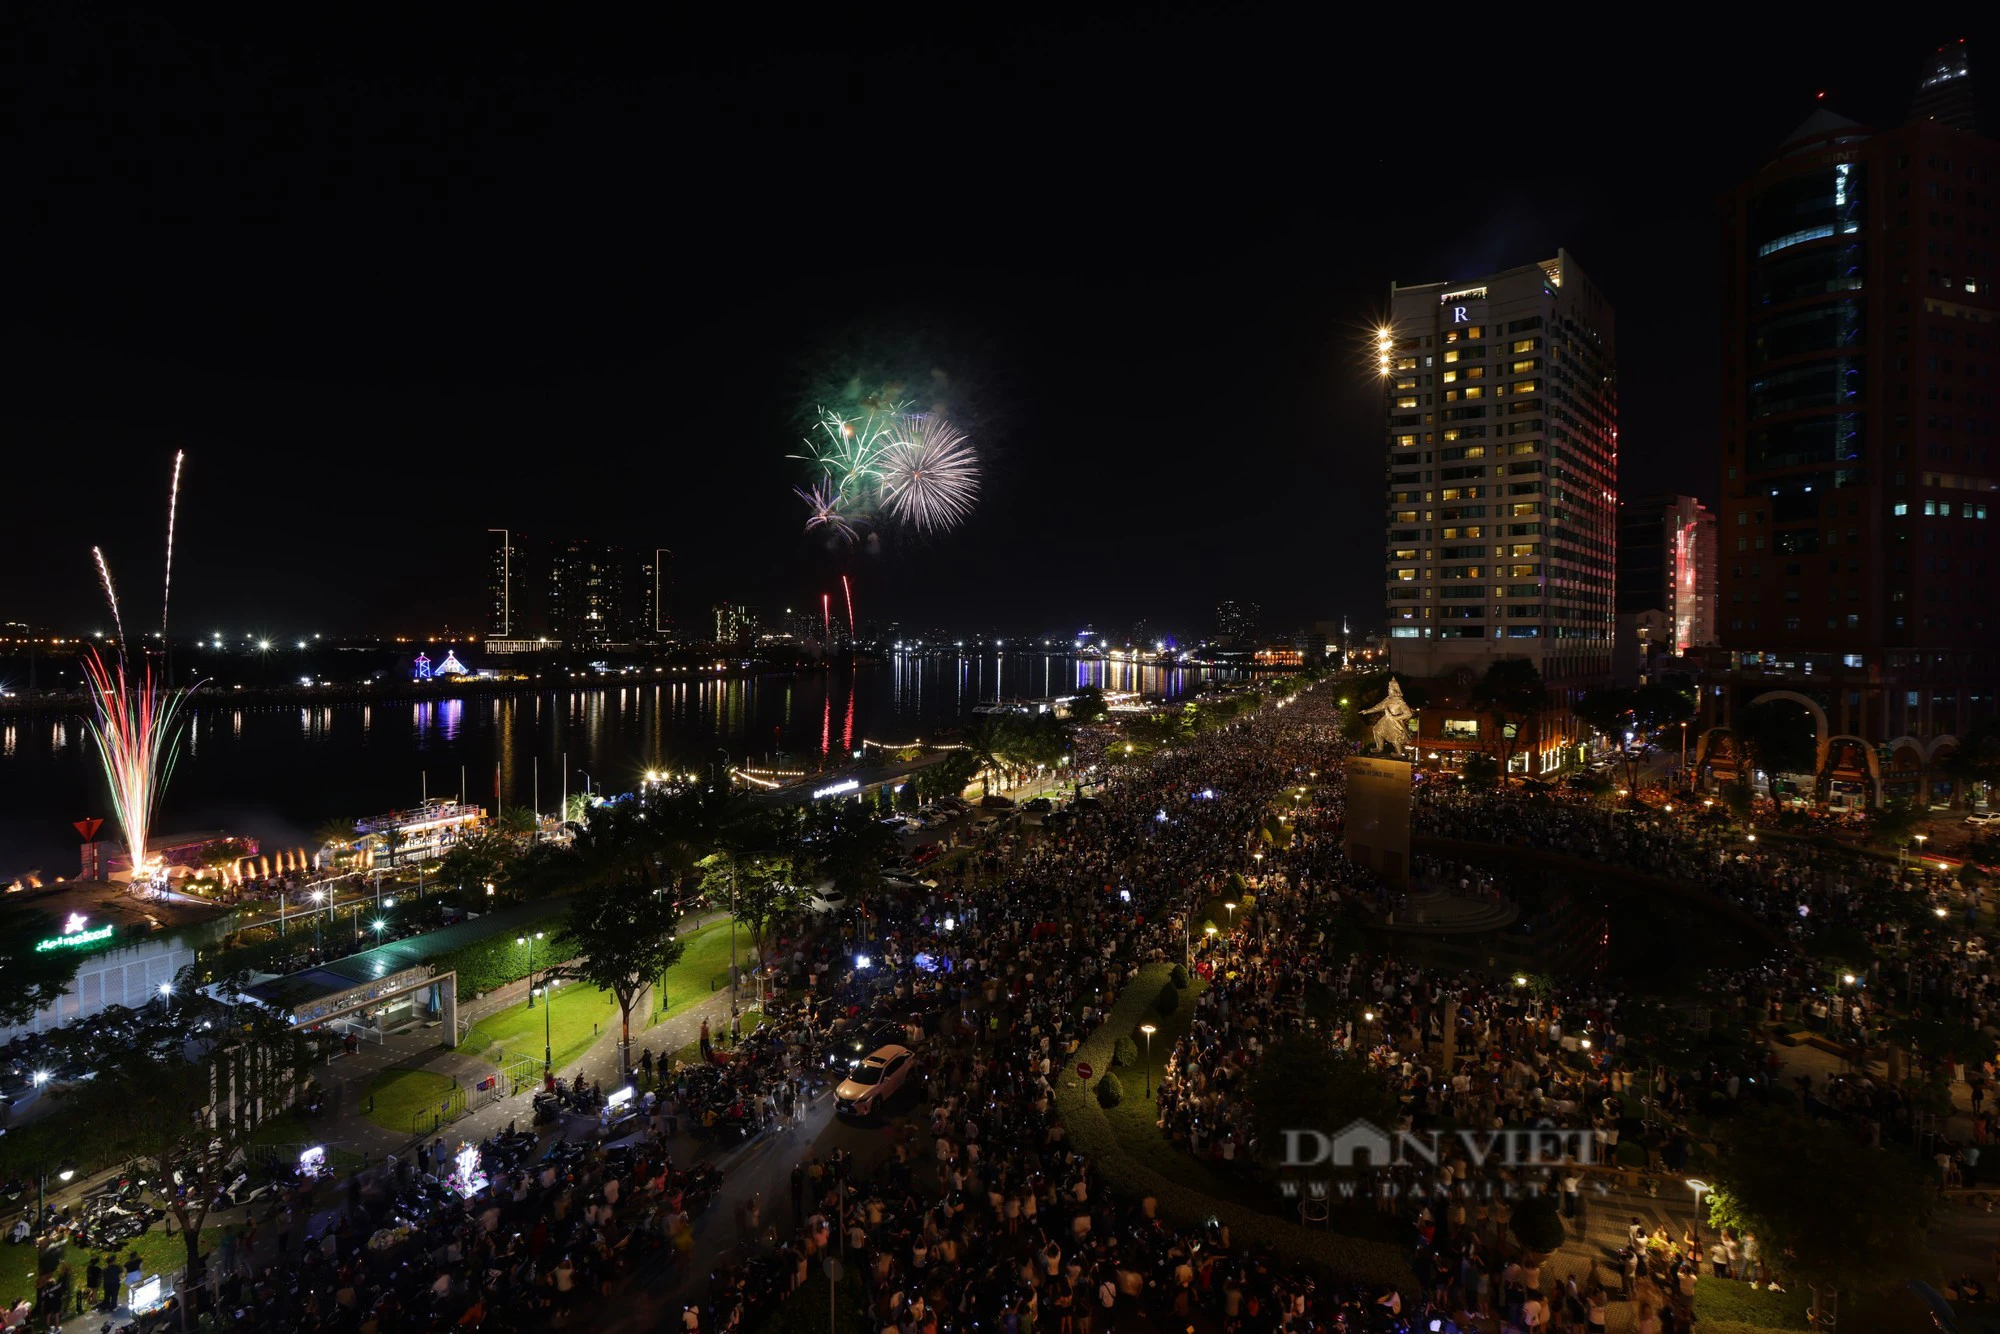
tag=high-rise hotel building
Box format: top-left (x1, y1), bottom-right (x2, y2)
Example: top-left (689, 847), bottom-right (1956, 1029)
top-left (1709, 41), bottom-right (1996, 808)
top-left (1382, 249), bottom-right (1618, 692)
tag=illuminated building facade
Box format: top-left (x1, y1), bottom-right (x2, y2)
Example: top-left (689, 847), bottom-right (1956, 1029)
top-left (1616, 493), bottom-right (1717, 683)
top-left (485, 529), bottom-right (525, 638)
top-left (548, 539), bottom-right (629, 646)
top-left (1706, 42), bottom-right (1996, 808)
top-left (1379, 249), bottom-right (1618, 771)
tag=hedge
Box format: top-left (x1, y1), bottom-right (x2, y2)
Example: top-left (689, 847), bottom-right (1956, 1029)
top-left (1155, 983), bottom-right (1180, 1016)
top-left (432, 930), bottom-right (580, 998)
top-left (1691, 1280), bottom-right (1810, 1330)
top-left (1055, 961), bottom-right (1414, 1293)
top-left (1097, 1072), bottom-right (1124, 1108)
top-left (1113, 1036), bottom-right (1138, 1067)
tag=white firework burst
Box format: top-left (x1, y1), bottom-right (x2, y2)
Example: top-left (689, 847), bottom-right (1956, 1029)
top-left (880, 414), bottom-right (980, 535)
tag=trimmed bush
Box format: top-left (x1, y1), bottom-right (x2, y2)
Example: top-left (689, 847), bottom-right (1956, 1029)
top-left (1169, 963), bottom-right (1189, 988)
top-left (1509, 1193), bottom-right (1565, 1255)
top-left (1096, 1072), bottom-right (1124, 1108)
top-left (1155, 983), bottom-right (1180, 1017)
top-left (1113, 1036), bottom-right (1138, 1068)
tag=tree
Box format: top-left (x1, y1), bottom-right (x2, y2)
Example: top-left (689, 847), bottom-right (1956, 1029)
top-left (714, 853), bottom-right (807, 953)
top-left (966, 719), bottom-right (1013, 796)
top-left (1734, 699), bottom-right (1820, 798)
top-left (1470, 658), bottom-right (1547, 778)
top-left (45, 973), bottom-right (309, 1294)
top-left (1067, 686), bottom-right (1109, 726)
top-left (1460, 753), bottom-right (1500, 789)
top-left (1942, 719), bottom-right (2000, 808)
top-left (1510, 1194), bottom-right (1566, 1256)
top-left (312, 817), bottom-right (357, 859)
top-left (439, 830), bottom-right (516, 897)
top-left (1249, 1037), bottom-right (1398, 1163)
top-left (496, 805), bottom-right (539, 837)
top-left (550, 881), bottom-right (688, 1075)
top-left (0, 900), bottom-right (88, 1027)
top-left (1576, 687), bottom-right (1640, 794)
top-left (375, 826), bottom-right (409, 867)
top-left (1710, 1110), bottom-right (1935, 1322)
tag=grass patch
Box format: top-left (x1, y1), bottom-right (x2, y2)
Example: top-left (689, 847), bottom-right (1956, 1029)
top-left (653, 918), bottom-right (739, 1019)
top-left (363, 1068), bottom-right (461, 1134)
top-left (0, 1226), bottom-right (208, 1312)
top-left (459, 980), bottom-right (616, 1076)
top-left (1099, 974), bottom-right (1260, 1207)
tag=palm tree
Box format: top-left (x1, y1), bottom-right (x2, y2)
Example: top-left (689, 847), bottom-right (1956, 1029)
top-left (377, 827), bottom-right (408, 867)
top-left (967, 719), bottom-right (1013, 797)
top-left (496, 806), bottom-right (538, 838)
top-left (313, 818), bottom-right (356, 861)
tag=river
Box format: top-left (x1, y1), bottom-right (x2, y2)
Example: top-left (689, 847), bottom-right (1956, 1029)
top-left (0, 651), bottom-right (1237, 880)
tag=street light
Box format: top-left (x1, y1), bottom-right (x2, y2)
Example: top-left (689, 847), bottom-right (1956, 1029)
top-left (1686, 1178), bottom-right (1711, 1250)
top-left (1139, 1022), bottom-right (1158, 1098)
top-left (1224, 901), bottom-right (1238, 931)
top-left (518, 932), bottom-right (551, 1077)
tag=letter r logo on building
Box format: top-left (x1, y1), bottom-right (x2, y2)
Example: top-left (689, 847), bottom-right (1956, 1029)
top-left (1452, 306), bottom-right (1468, 323)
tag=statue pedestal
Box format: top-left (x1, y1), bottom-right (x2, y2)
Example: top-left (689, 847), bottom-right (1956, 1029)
top-left (1343, 756), bottom-right (1413, 890)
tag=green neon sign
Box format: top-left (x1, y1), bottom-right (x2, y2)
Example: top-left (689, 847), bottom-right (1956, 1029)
top-left (36, 916), bottom-right (116, 953)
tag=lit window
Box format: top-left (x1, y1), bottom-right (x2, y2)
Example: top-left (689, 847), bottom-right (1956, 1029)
top-left (1512, 380), bottom-right (1539, 393)
top-left (1510, 339), bottom-right (1539, 353)
top-left (1394, 568), bottom-right (1418, 581)
top-left (1442, 370), bottom-right (1458, 383)
top-left (1396, 396), bottom-right (1418, 409)
top-left (1842, 653), bottom-right (1863, 668)
top-left (1893, 502), bottom-right (1909, 516)
top-left (1463, 387), bottom-right (1484, 399)
top-left (1396, 434), bottom-right (1417, 448)
top-left (1511, 359), bottom-right (1540, 373)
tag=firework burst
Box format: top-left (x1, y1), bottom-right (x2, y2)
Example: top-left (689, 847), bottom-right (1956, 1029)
top-left (81, 647), bottom-right (190, 887)
top-left (795, 479), bottom-right (866, 543)
top-left (879, 413), bottom-right (980, 534)
top-left (788, 400), bottom-right (981, 542)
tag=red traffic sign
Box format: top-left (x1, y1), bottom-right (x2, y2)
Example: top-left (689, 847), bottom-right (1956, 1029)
top-left (73, 819), bottom-right (103, 842)
top-left (1075, 1062), bottom-right (1093, 1080)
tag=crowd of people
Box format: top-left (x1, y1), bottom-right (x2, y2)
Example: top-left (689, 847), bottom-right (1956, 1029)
top-left (55, 674), bottom-right (1996, 1333)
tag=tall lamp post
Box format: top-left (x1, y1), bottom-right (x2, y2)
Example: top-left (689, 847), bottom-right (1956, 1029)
top-left (309, 889), bottom-right (327, 952)
top-left (1686, 1178), bottom-right (1710, 1253)
top-left (519, 932), bottom-right (550, 1077)
top-left (1223, 901), bottom-right (1237, 934)
top-left (1139, 1023), bottom-right (1158, 1099)
top-left (35, 1152), bottom-right (75, 1274)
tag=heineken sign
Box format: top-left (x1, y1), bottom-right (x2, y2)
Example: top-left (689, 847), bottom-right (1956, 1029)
top-left (36, 913), bottom-right (115, 953)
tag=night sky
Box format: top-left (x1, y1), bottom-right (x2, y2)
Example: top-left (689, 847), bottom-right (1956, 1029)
top-left (3, 13), bottom-right (1990, 640)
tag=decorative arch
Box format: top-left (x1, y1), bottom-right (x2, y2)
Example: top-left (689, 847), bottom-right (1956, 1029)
top-left (1927, 733), bottom-right (1960, 762)
top-left (1883, 735), bottom-right (1925, 765)
top-left (1746, 690), bottom-right (1831, 765)
top-left (1818, 733), bottom-right (1882, 809)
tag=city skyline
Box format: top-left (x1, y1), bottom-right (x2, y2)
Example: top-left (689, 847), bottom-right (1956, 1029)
top-left (2, 17), bottom-right (1992, 639)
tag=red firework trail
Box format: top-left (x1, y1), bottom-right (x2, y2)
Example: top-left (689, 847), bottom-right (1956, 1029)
top-left (841, 574), bottom-right (855, 636)
top-left (821, 593), bottom-right (830, 640)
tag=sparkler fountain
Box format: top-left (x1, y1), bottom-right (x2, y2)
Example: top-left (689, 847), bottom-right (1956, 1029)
top-left (81, 456), bottom-right (195, 894)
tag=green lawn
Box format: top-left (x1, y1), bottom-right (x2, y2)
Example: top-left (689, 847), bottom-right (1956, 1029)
top-left (0, 1225), bottom-right (207, 1313)
top-left (458, 979), bottom-right (616, 1077)
top-left (653, 918), bottom-right (739, 1018)
top-left (363, 1068), bottom-right (461, 1134)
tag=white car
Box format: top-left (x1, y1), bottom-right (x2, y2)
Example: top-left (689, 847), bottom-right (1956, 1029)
top-left (835, 1045), bottom-right (915, 1117)
top-left (1967, 811), bottom-right (2000, 828)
